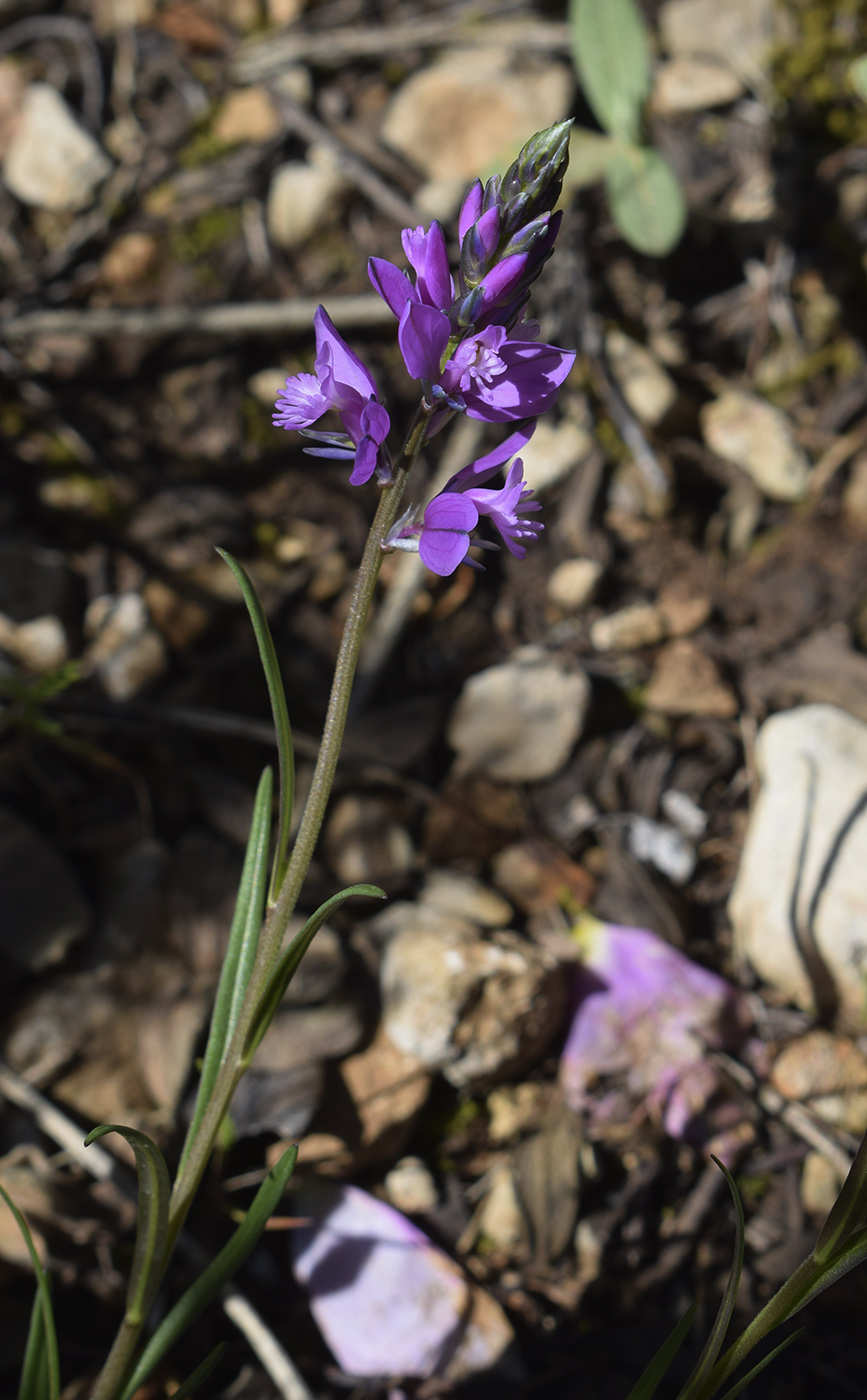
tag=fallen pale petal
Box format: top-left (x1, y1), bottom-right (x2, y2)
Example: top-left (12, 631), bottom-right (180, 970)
top-left (290, 1184), bottom-right (513, 1379)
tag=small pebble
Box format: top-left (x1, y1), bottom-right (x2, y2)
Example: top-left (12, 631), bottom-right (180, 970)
top-left (384, 1157), bottom-right (439, 1215)
top-left (590, 602), bottom-right (666, 652)
top-left (547, 558), bottom-right (602, 614)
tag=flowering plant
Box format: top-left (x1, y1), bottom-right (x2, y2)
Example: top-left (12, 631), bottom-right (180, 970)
top-left (7, 120), bottom-right (867, 1400)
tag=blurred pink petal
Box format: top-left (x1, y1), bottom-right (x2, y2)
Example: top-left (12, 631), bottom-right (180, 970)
top-left (560, 920), bottom-right (750, 1142)
top-left (290, 1184), bottom-right (513, 1380)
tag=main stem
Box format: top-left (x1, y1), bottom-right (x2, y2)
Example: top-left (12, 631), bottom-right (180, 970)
top-left (164, 402), bottom-right (432, 1256)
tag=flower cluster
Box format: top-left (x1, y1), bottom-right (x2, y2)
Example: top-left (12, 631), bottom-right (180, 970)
top-left (273, 122), bottom-right (575, 575)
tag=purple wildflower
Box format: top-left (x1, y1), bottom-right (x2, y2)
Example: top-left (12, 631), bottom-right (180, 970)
top-left (397, 303), bottom-right (574, 423)
top-left (273, 306), bottom-right (391, 485)
top-left (386, 423), bottom-right (543, 577)
top-left (368, 221), bottom-right (453, 319)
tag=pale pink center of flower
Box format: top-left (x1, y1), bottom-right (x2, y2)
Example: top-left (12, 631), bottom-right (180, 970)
top-left (450, 337), bottom-right (506, 394)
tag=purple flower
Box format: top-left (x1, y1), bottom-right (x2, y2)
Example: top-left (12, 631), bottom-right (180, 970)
top-left (368, 221), bottom-right (453, 319)
top-left (386, 425), bottom-right (543, 577)
top-left (273, 306), bottom-right (391, 485)
top-left (397, 303), bottom-right (574, 423)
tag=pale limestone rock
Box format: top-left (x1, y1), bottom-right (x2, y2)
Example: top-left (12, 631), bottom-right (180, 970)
top-left (701, 389), bottom-right (810, 501)
top-left (658, 0), bottom-right (775, 86)
top-left (652, 56), bottom-right (743, 114)
top-left (0, 59), bottom-right (26, 161)
top-left (730, 705), bottom-right (867, 1030)
top-left (605, 329), bottom-right (677, 426)
top-left (645, 639), bottom-right (737, 718)
top-left (447, 647), bottom-right (589, 783)
top-left (213, 86), bottom-right (281, 144)
top-left (380, 909), bottom-right (564, 1088)
top-left (590, 602), bottom-right (666, 652)
top-left (381, 48), bottom-right (573, 214)
top-left (100, 232), bottom-right (159, 289)
top-left (801, 1150), bottom-right (843, 1218)
top-left (324, 794), bottom-right (414, 887)
top-left (3, 84), bottom-right (111, 212)
top-left (248, 366), bottom-right (289, 405)
top-left (83, 592), bottom-right (167, 701)
top-left (477, 1163), bottom-right (526, 1252)
top-left (547, 558), bottom-right (603, 614)
top-left (384, 1157), bottom-right (438, 1215)
top-left (267, 146), bottom-right (347, 249)
top-left (517, 418), bottom-right (593, 494)
top-left (419, 869), bottom-right (512, 929)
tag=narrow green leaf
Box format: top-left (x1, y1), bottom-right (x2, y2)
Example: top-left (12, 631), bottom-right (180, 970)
top-left (569, 0), bottom-right (650, 143)
top-left (714, 1331), bottom-right (802, 1400)
top-left (119, 1146), bottom-right (298, 1400)
top-left (180, 766), bottom-right (273, 1174)
top-left (167, 1343), bottom-right (227, 1400)
top-left (18, 1274), bottom-right (51, 1400)
top-left (626, 1301), bottom-right (696, 1400)
top-left (216, 548), bottom-right (294, 901)
top-left (85, 1125), bottom-right (170, 1327)
top-left (605, 146), bottom-right (688, 257)
top-left (788, 1226), bottom-right (867, 1315)
top-left (814, 1124), bottom-right (867, 1265)
top-left (242, 884), bottom-right (386, 1063)
top-left (0, 1182), bottom-right (59, 1400)
top-left (678, 1160), bottom-right (745, 1400)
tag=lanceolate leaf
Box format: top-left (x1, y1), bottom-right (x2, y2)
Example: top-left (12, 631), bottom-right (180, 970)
top-left (119, 1146), bottom-right (299, 1400)
top-left (0, 1182), bottom-right (59, 1400)
top-left (605, 146), bottom-right (687, 257)
top-left (180, 766), bottom-right (273, 1174)
top-left (570, 0), bottom-right (650, 143)
top-left (166, 1343), bottom-right (227, 1400)
top-left (813, 1123), bottom-right (867, 1265)
top-left (714, 1331), bottom-right (802, 1400)
top-left (18, 1272), bottom-right (52, 1400)
top-left (626, 1301), bottom-right (696, 1400)
top-left (216, 548), bottom-right (294, 901)
top-left (243, 885), bottom-right (386, 1064)
top-left (678, 1160), bottom-right (745, 1400)
top-left (85, 1126), bottom-right (170, 1327)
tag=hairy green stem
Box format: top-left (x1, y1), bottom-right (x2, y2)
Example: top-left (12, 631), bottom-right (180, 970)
top-left (164, 402), bottom-right (432, 1258)
top-left (89, 1318), bottom-right (144, 1400)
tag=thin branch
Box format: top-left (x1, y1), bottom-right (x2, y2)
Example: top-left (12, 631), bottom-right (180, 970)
top-left (0, 16), bottom-right (103, 131)
top-left (0, 294), bottom-right (393, 341)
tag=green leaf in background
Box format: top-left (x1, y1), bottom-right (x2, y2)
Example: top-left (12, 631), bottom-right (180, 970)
top-left (179, 765), bottom-right (273, 1175)
top-left (0, 1182), bottom-right (59, 1400)
top-left (850, 54), bottom-right (867, 102)
top-left (562, 128), bottom-right (621, 191)
top-left (18, 1273), bottom-right (53, 1400)
top-left (216, 548), bottom-right (294, 902)
top-left (84, 1126), bottom-right (170, 1327)
top-left (243, 883), bottom-right (386, 1063)
top-left (626, 1302), bottom-right (696, 1400)
top-left (569, 0), bottom-right (651, 144)
top-left (677, 1159), bottom-right (744, 1400)
top-left (605, 145), bottom-right (687, 256)
top-left (119, 1145), bottom-right (299, 1400)
top-left (714, 1333), bottom-right (802, 1400)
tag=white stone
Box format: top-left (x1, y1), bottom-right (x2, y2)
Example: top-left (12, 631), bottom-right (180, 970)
top-left (83, 592), bottom-right (167, 701)
top-left (447, 648), bottom-right (590, 783)
top-left (420, 869), bottom-right (512, 929)
top-left (605, 329), bottom-right (677, 426)
top-left (384, 1157), bottom-right (438, 1215)
top-left (658, 0), bottom-right (775, 86)
top-left (590, 602), bottom-right (666, 652)
top-left (652, 56), bottom-right (744, 114)
top-left (213, 87), bottom-right (281, 145)
top-left (8, 615), bottom-right (68, 673)
top-left (547, 558), bottom-right (603, 614)
top-left (513, 418), bottom-right (592, 494)
top-left (701, 389), bottom-right (811, 501)
top-left (381, 48), bottom-right (574, 185)
top-left (248, 367), bottom-right (289, 405)
top-left (729, 705), bottom-right (867, 1031)
top-left (3, 84), bottom-right (112, 212)
top-left (267, 149), bottom-right (347, 250)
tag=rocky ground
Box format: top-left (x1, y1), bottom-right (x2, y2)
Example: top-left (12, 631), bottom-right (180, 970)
top-left (3, 0), bottom-right (867, 1397)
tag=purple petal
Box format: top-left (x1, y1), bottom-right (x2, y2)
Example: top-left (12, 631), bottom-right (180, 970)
top-left (419, 492), bottom-right (479, 575)
top-left (475, 207), bottom-right (501, 261)
top-left (290, 1184), bottom-right (512, 1380)
top-left (314, 306), bottom-right (377, 403)
top-left (560, 921), bottom-right (750, 1140)
top-left (463, 341), bottom-right (576, 423)
top-left (477, 252), bottom-right (529, 309)
top-left (368, 258), bottom-right (416, 319)
top-left (446, 420), bottom-right (538, 490)
top-left (401, 222), bottom-right (454, 311)
top-left (398, 302), bottom-right (451, 383)
top-left (350, 436), bottom-right (378, 485)
top-left (360, 398), bottom-right (390, 445)
top-left (272, 371), bottom-right (332, 429)
top-left (458, 178), bottom-right (483, 243)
